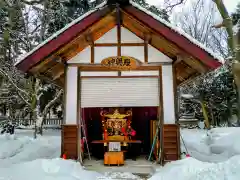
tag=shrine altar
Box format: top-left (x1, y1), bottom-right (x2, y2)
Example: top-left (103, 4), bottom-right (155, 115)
top-left (91, 140), bottom-right (141, 144)
top-left (91, 108), bottom-right (141, 165)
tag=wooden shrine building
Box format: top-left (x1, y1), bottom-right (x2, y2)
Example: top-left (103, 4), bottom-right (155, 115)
top-left (15, 0), bottom-right (222, 165)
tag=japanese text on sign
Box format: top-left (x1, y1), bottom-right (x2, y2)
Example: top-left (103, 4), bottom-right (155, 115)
top-left (106, 57), bottom-right (130, 66)
top-left (101, 56), bottom-right (138, 70)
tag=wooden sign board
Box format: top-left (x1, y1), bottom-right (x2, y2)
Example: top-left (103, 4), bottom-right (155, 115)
top-left (101, 56), bottom-right (140, 70)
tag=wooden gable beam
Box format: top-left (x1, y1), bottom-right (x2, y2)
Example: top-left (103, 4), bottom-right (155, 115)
top-left (94, 42), bottom-right (145, 46)
top-left (34, 12), bottom-right (117, 72)
top-left (121, 10), bottom-right (178, 60)
top-left (178, 72), bottom-right (200, 86)
top-left (85, 33), bottom-right (94, 64)
top-left (116, 4), bottom-right (122, 76)
top-left (116, 4), bottom-right (122, 56)
top-left (53, 70), bottom-right (65, 81)
top-left (174, 54), bottom-right (207, 73)
top-left (122, 6), bottom-right (221, 69)
top-left (17, 6), bottom-right (113, 72)
top-left (173, 55), bottom-right (182, 66)
top-left (36, 73), bottom-right (63, 88)
top-left (44, 63), bottom-right (65, 77)
top-left (144, 33), bottom-right (151, 63)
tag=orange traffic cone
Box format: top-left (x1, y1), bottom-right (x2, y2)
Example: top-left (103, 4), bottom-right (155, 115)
top-left (62, 153), bottom-right (67, 159)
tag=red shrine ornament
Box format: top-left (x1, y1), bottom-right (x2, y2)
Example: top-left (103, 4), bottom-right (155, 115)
top-left (131, 129), bottom-right (136, 136)
top-left (104, 129), bottom-right (108, 140)
top-left (121, 127), bottom-right (127, 136)
top-left (62, 153), bottom-right (67, 159)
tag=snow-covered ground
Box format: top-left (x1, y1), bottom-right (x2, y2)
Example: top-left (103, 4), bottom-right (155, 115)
top-left (180, 128), bottom-right (240, 162)
top-left (1, 128), bottom-right (240, 179)
top-left (0, 129), bottom-right (61, 167)
top-left (149, 127), bottom-right (240, 180)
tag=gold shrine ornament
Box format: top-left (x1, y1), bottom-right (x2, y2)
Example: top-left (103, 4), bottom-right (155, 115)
top-left (101, 56), bottom-right (140, 70)
top-left (100, 109), bottom-right (132, 119)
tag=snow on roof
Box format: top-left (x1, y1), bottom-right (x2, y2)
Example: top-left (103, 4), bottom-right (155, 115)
top-left (129, 0), bottom-right (224, 63)
top-left (14, 1), bottom-right (107, 66)
top-left (15, 0), bottom-right (223, 67)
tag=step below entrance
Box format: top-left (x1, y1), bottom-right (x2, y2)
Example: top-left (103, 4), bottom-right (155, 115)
top-left (84, 157), bottom-right (157, 178)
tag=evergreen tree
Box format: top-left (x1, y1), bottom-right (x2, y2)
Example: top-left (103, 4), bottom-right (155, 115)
top-left (232, 3), bottom-right (240, 27)
top-left (132, 0), bottom-right (169, 21)
top-left (46, 0), bottom-right (100, 35)
top-left (180, 64), bottom-right (238, 126)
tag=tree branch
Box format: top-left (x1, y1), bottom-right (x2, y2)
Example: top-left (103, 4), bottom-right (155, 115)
top-left (165, 0), bottom-right (185, 12)
top-left (42, 89), bottom-right (63, 116)
top-left (213, 22), bottom-right (224, 28)
top-left (16, 90), bottom-right (31, 107)
top-left (0, 68), bottom-right (30, 101)
top-left (212, 0), bottom-right (234, 54)
top-left (22, 0), bottom-right (45, 5)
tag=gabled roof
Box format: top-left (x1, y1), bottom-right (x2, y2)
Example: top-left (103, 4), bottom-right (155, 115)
top-left (128, 1), bottom-right (223, 64)
top-left (15, 1), bottom-right (108, 71)
top-left (15, 0), bottom-right (222, 86)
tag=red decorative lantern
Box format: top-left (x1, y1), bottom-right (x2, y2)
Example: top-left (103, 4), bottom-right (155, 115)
top-left (104, 129), bottom-right (108, 140)
top-left (131, 129), bottom-right (136, 136)
top-left (186, 154), bottom-right (191, 158)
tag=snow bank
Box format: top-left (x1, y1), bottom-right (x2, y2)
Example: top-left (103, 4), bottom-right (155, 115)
top-left (180, 129), bottom-right (211, 155)
top-left (0, 131), bottom-right (107, 180)
top-left (0, 158), bottom-right (143, 180)
top-left (180, 128), bottom-right (240, 163)
top-left (0, 132), bottom-right (60, 167)
top-left (0, 130), bottom-right (143, 180)
top-left (149, 155), bottom-right (240, 180)
top-left (209, 128), bottom-right (240, 156)
top-left (17, 124), bottom-right (61, 129)
top-left (0, 134), bottom-right (30, 159)
top-left (0, 158), bottom-right (103, 180)
top-left (2, 128), bottom-right (240, 180)
top-left (209, 127), bottom-right (240, 138)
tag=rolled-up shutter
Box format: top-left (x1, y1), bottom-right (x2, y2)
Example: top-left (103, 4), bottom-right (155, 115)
top-left (81, 77), bottom-right (159, 107)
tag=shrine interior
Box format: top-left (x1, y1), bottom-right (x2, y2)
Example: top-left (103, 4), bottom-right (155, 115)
top-left (82, 107), bottom-right (159, 163)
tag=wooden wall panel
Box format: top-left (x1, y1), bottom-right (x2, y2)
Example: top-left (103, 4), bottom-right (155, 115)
top-left (61, 125), bottom-right (78, 160)
top-left (162, 124), bottom-right (180, 164)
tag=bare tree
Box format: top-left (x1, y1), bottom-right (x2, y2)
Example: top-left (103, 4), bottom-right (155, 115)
top-left (0, 68), bottom-right (63, 138)
top-left (197, 0), bottom-right (239, 122)
top-left (172, 0), bottom-right (229, 58)
top-left (176, 0), bottom-right (240, 126)
top-left (0, 1), bottom-right (63, 137)
top-left (164, 0), bottom-right (186, 12)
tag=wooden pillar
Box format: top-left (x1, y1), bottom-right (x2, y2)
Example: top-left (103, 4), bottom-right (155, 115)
top-left (172, 66), bottom-right (181, 159)
top-left (158, 67), bottom-right (164, 165)
top-left (161, 64), bottom-right (176, 124)
top-left (77, 68), bottom-right (82, 163)
top-left (172, 66), bottom-right (178, 124)
top-left (161, 64), bottom-right (180, 163)
top-left (61, 66), bottom-right (80, 160)
top-left (63, 66), bottom-right (67, 125)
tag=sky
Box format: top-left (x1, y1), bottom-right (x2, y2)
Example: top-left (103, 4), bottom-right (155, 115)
top-left (145, 0), bottom-right (239, 13)
top-left (223, 0), bottom-right (240, 12)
